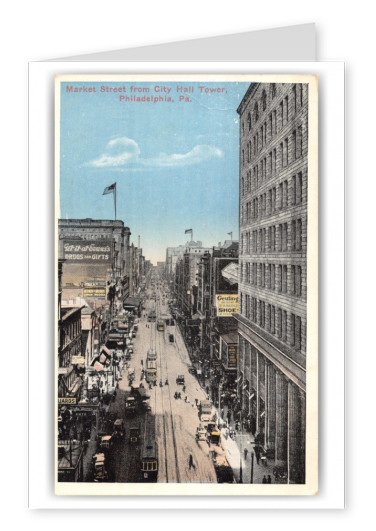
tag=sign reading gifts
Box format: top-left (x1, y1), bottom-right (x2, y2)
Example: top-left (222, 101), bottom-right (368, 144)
top-left (215, 294), bottom-right (240, 317)
top-left (63, 240), bottom-right (112, 263)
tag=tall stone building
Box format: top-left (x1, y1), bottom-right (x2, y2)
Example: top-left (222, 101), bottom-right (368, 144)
top-left (235, 82), bottom-right (308, 483)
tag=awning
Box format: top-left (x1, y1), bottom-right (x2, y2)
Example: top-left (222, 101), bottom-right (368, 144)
top-left (93, 361), bottom-right (104, 372)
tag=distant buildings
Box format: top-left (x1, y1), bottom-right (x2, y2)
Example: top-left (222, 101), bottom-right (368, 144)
top-left (236, 82), bottom-right (308, 483)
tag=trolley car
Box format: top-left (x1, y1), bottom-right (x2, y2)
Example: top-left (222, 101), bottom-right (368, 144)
top-left (145, 359), bottom-right (157, 383)
top-left (140, 421), bottom-right (158, 482)
top-left (156, 319), bottom-right (165, 332)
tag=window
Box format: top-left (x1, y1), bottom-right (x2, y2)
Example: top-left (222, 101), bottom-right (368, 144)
top-left (284, 95), bottom-right (289, 123)
top-left (271, 225), bottom-right (276, 251)
top-left (282, 310), bottom-right (287, 341)
top-left (284, 138), bottom-right (289, 167)
top-left (284, 180), bottom-right (288, 208)
top-left (291, 314), bottom-right (302, 350)
top-left (270, 264), bottom-right (275, 291)
top-left (273, 148), bottom-right (277, 175)
top-left (279, 101), bottom-right (283, 130)
top-left (296, 125), bottom-right (303, 158)
top-left (291, 220), bottom-right (296, 251)
top-left (296, 219), bottom-right (302, 251)
top-left (242, 149), bottom-right (244, 166)
top-left (247, 112), bottom-right (251, 131)
top-left (277, 264), bottom-right (282, 291)
top-left (270, 305), bottom-right (275, 333)
top-left (297, 265), bottom-right (302, 296)
top-left (262, 90), bottom-right (267, 111)
top-left (271, 83), bottom-right (276, 99)
top-left (269, 113), bottom-right (273, 138)
top-left (292, 84), bottom-right (297, 114)
top-left (268, 152), bottom-right (272, 179)
top-left (260, 300), bottom-right (265, 328)
top-left (273, 110), bottom-right (277, 135)
top-left (261, 263), bottom-right (265, 287)
top-left (282, 265), bottom-right (287, 292)
top-left (277, 308), bottom-right (282, 338)
top-left (279, 183), bottom-right (283, 210)
top-left (255, 102), bottom-right (259, 122)
top-left (280, 142), bottom-right (284, 169)
top-left (292, 130), bottom-right (297, 161)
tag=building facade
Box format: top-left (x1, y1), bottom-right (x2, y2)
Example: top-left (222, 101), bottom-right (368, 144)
top-left (58, 218), bottom-right (131, 310)
top-left (235, 82), bottom-right (308, 484)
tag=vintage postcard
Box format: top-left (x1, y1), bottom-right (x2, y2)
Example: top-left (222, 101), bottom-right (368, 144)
top-left (55, 74), bottom-right (318, 496)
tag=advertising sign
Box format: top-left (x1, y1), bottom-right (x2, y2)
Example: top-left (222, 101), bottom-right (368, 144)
top-left (83, 287), bottom-right (106, 298)
top-left (58, 397), bottom-right (77, 405)
top-left (227, 344), bottom-right (238, 369)
top-left (216, 294), bottom-right (240, 317)
top-left (214, 258), bottom-right (239, 294)
top-left (63, 240), bottom-right (112, 263)
top-left (71, 355), bottom-right (85, 365)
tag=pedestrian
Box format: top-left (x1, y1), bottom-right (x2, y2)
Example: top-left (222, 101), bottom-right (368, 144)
top-left (244, 447), bottom-right (248, 460)
top-left (267, 475), bottom-right (272, 484)
top-left (188, 454), bottom-right (195, 470)
top-left (262, 475), bottom-right (267, 484)
top-left (195, 398), bottom-right (198, 407)
top-left (254, 446), bottom-right (260, 465)
top-left (184, 396), bottom-right (188, 403)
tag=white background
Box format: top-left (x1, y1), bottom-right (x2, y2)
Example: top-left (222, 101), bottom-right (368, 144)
top-left (1, 0), bottom-right (371, 525)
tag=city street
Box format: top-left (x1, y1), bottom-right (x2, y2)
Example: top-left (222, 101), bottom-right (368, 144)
top-left (83, 281), bottom-right (217, 483)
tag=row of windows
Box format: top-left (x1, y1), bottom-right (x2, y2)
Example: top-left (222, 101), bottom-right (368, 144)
top-left (242, 173), bottom-right (304, 220)
top-left (241, 293), bottom-right (303, 351)
top-left (241, 262), bottom-right (303, 297)
top-left (59, 339), bottom-right (81, 368)
top-left (242, 218), bottom-right (304, 254)
top-left (61, 319), bottom-right (81, 349)
top-left (242, 124), bottom-right (304, 175)
top-left (242, 83), bottom-right (304, 136)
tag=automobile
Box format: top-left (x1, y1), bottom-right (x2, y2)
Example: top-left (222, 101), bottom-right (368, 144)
top-left (176, 375), bottom-right (185, 385)
top-left (196, 425), bottom-right (207, 441)
top-left (128, 347), bottom-right (134, 354)
top-left (188, 366), bottom-right (197, 375)
top-left (169, 334), bottom-right (174, 343)
top-left (113, 419), bottom-right (125, 439)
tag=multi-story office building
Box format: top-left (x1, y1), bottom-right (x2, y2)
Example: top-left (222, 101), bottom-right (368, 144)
top-left (235, 82), bottom-right (308, 483)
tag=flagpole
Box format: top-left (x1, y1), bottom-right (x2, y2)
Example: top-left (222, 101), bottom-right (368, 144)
top-left (191, 230), bottom-right (193, 242)
top-left (114, 182), bottom-right (117, 220)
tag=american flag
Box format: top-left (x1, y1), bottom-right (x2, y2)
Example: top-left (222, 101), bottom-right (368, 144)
top-left (103, 183), bottom-right (116, 195)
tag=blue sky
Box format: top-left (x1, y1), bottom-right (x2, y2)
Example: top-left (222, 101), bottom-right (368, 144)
top-left (59, 80), bottom-right (250, 264)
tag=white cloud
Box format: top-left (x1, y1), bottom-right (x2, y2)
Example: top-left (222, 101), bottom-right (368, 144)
top-left (86, 138), bottom-right (223, 169)
top-left (144, 145), bottom-right (223, 167)
top-left (86, 137), bottom-right (140, 167)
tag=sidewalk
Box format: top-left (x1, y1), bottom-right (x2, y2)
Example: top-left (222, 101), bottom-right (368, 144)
top-left (216, 405), bottom-right (277, 484)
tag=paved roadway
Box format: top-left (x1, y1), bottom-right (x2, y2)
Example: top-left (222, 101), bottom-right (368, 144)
top-left (96, 281), bottom-right (216, 483)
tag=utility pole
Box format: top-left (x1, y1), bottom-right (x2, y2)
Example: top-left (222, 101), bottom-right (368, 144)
top-left (250, 452), bottom-right (254, 484)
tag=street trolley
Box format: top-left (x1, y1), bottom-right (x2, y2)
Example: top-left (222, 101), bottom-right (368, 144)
top-left (156, 319), bottom-right (165, 332)
top-left (146, 348), bottom-right (157, 361)
top-left (140, 420), bottom-right (158, 482)
top-left (145, 359), bottom-right (157, 383)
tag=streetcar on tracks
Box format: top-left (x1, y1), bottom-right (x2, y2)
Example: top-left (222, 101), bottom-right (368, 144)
top-left (146, 348), bottom-right (157, 361)
top-left (140, 420), bottom-right (158, 482)
top-left (157, 319), bottom-right (165, 332)
top-left (145, 359), bottom-right (157, 383)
